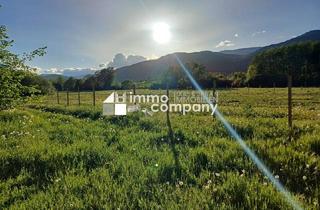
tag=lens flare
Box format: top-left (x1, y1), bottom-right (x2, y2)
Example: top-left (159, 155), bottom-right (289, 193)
top-left (173, 54), bottom-right (303, 210)
top-left (152, 22), bottom-right (171, 44)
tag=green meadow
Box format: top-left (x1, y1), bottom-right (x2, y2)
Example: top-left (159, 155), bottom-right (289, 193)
top-left (0, 88), bottom-right (319, 209)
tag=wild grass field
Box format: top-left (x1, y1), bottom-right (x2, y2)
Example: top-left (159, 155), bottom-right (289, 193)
top-left (0, 88), bottom-right (319, 209)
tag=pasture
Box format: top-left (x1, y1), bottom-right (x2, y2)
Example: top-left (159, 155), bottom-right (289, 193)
top-left (0, 88), bottom-right (319, 209)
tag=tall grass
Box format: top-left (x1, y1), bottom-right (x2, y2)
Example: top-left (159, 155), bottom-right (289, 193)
top-left (0, 88), bottom-right (319, 209)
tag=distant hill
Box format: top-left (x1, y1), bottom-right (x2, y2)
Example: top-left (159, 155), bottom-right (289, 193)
top-left (115, 51), bottom-right (250, 82)
top-left (61, 68), bottom-right (96, 78)
top-left (40, 68), bottom-right (97, 80)
top-left (40, 74), bottom-right (69, 81)
top-left (255, 30), bottom-right (320, 53)
top-left (220, 47), bottom-right (261, 55)
top-left (114, 30), bottom-right (320, 82)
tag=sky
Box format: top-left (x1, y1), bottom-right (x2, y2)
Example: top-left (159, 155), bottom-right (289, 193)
top-left (0, 0), bottom-right (319, 74)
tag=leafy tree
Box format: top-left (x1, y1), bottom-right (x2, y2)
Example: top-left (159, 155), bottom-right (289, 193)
top-left (52, 76), bottom-right (65, 91)
top-left (94, 67), bottom-right (114, 90)
top-left (162, 63), bottom-right (212, 89)
top-left (0, 65), bottom-right (23, 109)
top-left (64, 77), bottom-right (77, 91)
top-left (121, 80), bottom-right (135, 90)
top-left (190, 63), bottom-right (211, 87)
top-left (82, 76), bottom-right (96, 90)
top-left (247, 41), bottom-right (320, 87)
top-left (0, 23), bottom-right (47, 110)
top-left (75, 79), bottom-right (83, 91)
top-left (21, 71), bottom-right (55, 95)
top-left (211, 73), bottom-right (232, 88)
top-left (228, 72), bottom-right (247, 87)
top-left (162, 65), bottom-right (187, 89)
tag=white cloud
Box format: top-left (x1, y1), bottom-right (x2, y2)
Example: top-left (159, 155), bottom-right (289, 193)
top-left (252, 30), bottom-right (267, 36)
top-left (31, 66), bottom-right (42, 74)
top-left (40, 67), bottom-right (98, 78)
top-left (107, 53), bottom-right (146, 69)
top-left (44, 68), bottom-right (62, 74)
top-left (50, 68), bottom-right (57, 72)
top-left (215, 40), bottom-right (235, 48)
top-left (234, 33), bottom-right (239, 37)
top-left (62, 68), bottom-right (97, 77)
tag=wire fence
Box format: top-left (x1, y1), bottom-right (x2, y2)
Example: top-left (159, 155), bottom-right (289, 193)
top-left (43, 89), bottom-right (173, 106)
top-left (41, 88), bottom-right (320, 108)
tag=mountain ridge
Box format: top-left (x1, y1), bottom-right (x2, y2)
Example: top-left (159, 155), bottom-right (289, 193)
top-left (114, 30), bottom-right (320, 82)
top-left (220, 47), bottom-right (261, 55)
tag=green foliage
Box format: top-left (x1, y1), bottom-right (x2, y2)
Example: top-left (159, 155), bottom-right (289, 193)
top-left (65, 67), bottom-right (115, 91)
top-left (94, 67), bottom-right (114, 90)
top-left (0, 24), bottom-right (47, 110)
top-left (247, 41), bottom-right (320, 87)
top-left (51, 76), bottom-right (65, 91)
top-left (0, 68), bottom-right (23, 110)
top-left (228, 72), bottom-right (247, 87)
top-left (121, 80), bottom-right (135, 90)
top-left (63, 77), bottom-right (77, 91)
top-left (149, 64), bottom-right (236, 90)
top-left (161, 63), bottom-right (215, 89)
top-left (21, 71), bottom-right (55, 95)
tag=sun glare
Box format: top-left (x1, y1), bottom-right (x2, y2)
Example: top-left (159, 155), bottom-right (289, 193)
top-left (152, 22), bottom-right (171, 44)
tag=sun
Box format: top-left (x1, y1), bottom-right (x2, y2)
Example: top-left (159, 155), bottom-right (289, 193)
top-left (152, 22), bottom-right (171, 44)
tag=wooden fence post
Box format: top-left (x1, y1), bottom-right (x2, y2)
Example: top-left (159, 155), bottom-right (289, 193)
top-left (133, 83), bottom-right (136, 95)
top-left (67, 89), bottom-right (69, 106)
top-left (166, 81), bottom-right (173, 139)
top-left (78, 87), bottom-right (80, 106)
top-left (57, 91), bottom-right (60, 104)
top-left (288, 74), bottom-right (293, 141)
top-left (93, 85), bottom-right (96, 106)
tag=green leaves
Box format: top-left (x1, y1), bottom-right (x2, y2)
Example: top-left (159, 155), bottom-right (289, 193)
top-left (0, 68), bottom-right (23, 110)
top-left (248, 41), bottom-right (320, 86)
top-left (0, 24), bottom-right (48, 110)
